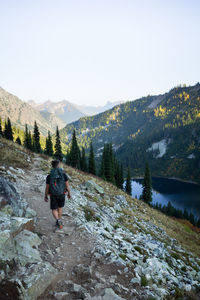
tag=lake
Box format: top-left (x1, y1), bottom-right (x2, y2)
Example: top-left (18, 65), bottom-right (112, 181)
top-left (130, 177), bottom-right (200, 219)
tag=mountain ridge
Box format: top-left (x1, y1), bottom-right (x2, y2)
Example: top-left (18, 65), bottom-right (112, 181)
top-left (59, 83), bottom-right (200, 183)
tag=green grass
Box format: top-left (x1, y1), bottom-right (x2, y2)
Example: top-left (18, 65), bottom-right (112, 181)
top-left (141, 276), bottom-right (148, 287)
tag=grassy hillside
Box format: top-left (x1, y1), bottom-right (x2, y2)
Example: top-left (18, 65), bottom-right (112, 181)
top-left (59, 83), bottom-right (200, 183)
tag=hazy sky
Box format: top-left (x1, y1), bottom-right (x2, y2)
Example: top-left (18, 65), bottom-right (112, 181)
top-left (0, 0), bottom-right (199, 105)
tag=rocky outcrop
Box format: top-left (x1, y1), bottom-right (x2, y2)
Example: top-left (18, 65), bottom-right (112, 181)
top-left (62, 185), bottom-right (200, 299)
top-left (0, 175), bottom-right (57, 300)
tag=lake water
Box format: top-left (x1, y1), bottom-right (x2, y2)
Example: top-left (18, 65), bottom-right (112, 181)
top-left (131, 177), bottom-right (200, 219)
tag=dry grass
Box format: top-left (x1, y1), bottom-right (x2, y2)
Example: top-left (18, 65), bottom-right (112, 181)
top-left (0, 138), bottom-right (33, 169)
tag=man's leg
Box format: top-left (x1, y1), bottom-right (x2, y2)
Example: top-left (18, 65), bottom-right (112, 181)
top-left (58, 207), bottom-right (62, 219)
top-left (52, 209), bottom-right (59, 220)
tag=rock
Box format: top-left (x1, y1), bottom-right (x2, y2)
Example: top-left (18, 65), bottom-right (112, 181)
top-left (73, 264), bottom-right (92, 282)
top-left (115, 195), bottom-right (128, 207)
top-left (1, 205), bottom-right (13, 216)
top-left (0, 176), bottom-right (24, 216)
top-left (14, 229), bottom-right (42, 266)
top-left (85, 288), bottom-right (126, 300)
top-left (85, 180), bottom-right (104, 195)
top-left (101, 288), bottom-right (125, 300)
top-left (0, 261), bottom-right (57, 300)
top-left (25, 207), bottom-right (37, 219)
top-left (184, 284), bottom-right (192, 292)
top-left (54, 291), bottom-right (69, 299)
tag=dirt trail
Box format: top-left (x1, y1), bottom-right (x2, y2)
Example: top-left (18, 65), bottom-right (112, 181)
top-left (20, 157), bottom-right (96, 299)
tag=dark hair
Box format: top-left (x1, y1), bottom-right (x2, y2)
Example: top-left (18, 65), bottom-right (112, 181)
top-left (51, 160), bottom-right (60, 168)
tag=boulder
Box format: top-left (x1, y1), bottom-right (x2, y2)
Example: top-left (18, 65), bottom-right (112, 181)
top-left (85, 180), bottom-right (104, 195)
top-left (14, 229), bottom-right (42, 266)
top-left (73, 264), bottom-right (92, 283)
top-left (0, 262), bottom-right (57, 300)
top-left (0, 176), bottom-right (25, 216)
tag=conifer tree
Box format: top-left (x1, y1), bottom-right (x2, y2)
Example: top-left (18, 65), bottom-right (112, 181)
top-left (99, 144), bottom-right (106, 179)
top-left (4, 120), bottom-right (8, 138)
top-left (33, 121), bottom-right (41, 153)
top-left (197, 218), bottom-right (200, 228)
top-left (4, 118), bottom-right (13, 141)
top-left (104, 144), bottom-right (112, 181)
top-left (24, 124), bottom-right (29, 149)
top-left (7, 118), bottom-right (13, 141)
top-left (119, 164), bottom-right (124, 190)
top-left (16, 136), bottom-right (22, 145)
top-left (115, 161), bottom-right (121, 188)
top-left (88, 143), bottom-right (96, 175)
top-left (54, 126), bottom-right (62, 161)
top-left (68, 129), bottom-right (80, 168)
top-left (0, 118), bottom-right (3, 136)
top-left (109, 144), bottom-right (116, 184)
top-left (44, 131), bottom-right (54, 156)
top-left (65, 148), bottom-right (70, 165)
top-left (80, 147), bottom-right (87, 172)
top-left (142, 162), bottom-right (152, 203)
top-left (125, 167), bottom-right (132, 195)
top-left (189, 212), bottom-right (195, 226)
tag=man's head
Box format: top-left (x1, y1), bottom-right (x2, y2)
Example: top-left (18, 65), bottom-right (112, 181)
top-left (51, 160), bottom-right (60, 168)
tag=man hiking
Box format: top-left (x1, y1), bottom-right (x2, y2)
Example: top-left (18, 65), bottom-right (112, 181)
top-left (44, 160), bottom-right (71, 229)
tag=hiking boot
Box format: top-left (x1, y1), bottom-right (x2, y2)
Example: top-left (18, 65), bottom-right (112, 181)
top-left (56, 219), bottom-right (63, 229)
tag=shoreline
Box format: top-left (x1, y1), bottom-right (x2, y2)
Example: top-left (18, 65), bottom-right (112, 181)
top-left (131, 176), bottom-right (199, 186)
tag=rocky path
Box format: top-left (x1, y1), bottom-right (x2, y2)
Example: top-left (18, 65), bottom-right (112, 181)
top-left (18, 157), bottom-right (133, 300)
top-left (19, 157), bottom-right (95, 299)
top-left (4, 154), bottom-right (199, 300)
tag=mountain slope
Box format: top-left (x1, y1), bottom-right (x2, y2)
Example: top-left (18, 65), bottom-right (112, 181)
top-left (29, 99), bottom-right (85, 124)
top-left (76, 100), bottom-right (123, 116)
top-left (59, 83), bottom-right (200, 183)
top-left (29, 99), bottom-right (123, 124)
top-left (0, 87), bottom-right (65, 135)
top-left (0, 138), bottom-right (200, 299)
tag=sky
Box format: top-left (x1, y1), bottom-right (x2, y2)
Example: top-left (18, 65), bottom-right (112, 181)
top-left (0, 0), bottom-right (199, 106)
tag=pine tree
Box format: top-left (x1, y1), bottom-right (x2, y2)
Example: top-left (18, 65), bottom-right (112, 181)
top-left (104, 144), bottom-right (112, 181)
top-left (16, 136), bottom-right (22, 145)
top-left (4, 118), bottom-right (13, 141)
top-left (197, 218), bottom-right (200, 228)
top-left (68, 129), bottom-right (80, 168)
top-left (24, 124), bottom-right (29, 149)
top-left (115, 161), bottom-right (121, 188)
top-left (65, 148), bottom-right (70, 165)
top-left (80, 147), bottom-right (87, 172)
top-left (99, 144), bottom-right (106, 179)
top-left (125, 167), bottom-right (132, 195)
top-left (4, 120), bottom-right (8, 138)
top-left (54, 126), bottom-right (62, 161)
top-left (0, 118), bottom-right (3, 136)
top-left (119, 164), bottom-right (124, 190)
top-left (142, 162), bottom-right (152, 203)
top-left (33, 121), bottom-right (41, 153)
top-left (109, 144), bottom-right (116, 184)
top-left (189, 212), bottom-right (195, 226)
top-left (44, 131), bottom-right (54, 156)
top-left (7, 118), bottom-right (13, 141)
top-left (88, 143), bottom-right (96, 175)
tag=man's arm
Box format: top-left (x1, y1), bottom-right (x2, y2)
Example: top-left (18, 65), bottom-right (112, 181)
top-left (65, 181), bottom-right (71, 199)
top-left (44, 184), bottom-right (50, 202)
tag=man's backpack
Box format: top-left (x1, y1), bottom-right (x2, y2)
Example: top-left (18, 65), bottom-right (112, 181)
top-left (49, 168), bottom-right (66, 196)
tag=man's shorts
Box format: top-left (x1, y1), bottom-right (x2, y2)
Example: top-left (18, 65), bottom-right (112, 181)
top-left (50, 194), bottom-right (65, 210)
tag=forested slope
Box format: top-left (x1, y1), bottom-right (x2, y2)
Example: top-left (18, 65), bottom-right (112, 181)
top-left (59, 83), bottom-right (200, 183)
